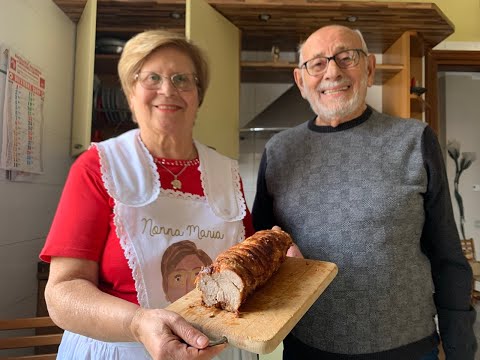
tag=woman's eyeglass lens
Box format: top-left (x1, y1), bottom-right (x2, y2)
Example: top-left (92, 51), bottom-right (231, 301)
top-left (135, 72), bottom-right (198, 91)
top-left (302, 49), bottom-right (366, 77)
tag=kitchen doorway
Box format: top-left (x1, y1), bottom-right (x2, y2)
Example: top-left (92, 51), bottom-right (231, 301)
top-left (425, 50), bottom-right (480, 147)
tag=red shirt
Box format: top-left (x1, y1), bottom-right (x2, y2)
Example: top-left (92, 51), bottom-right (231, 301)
top-left (40, 147), bottom-right (255, 304)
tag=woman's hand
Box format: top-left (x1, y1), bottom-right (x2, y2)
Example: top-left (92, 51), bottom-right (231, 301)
top-left (271, 226), bottom-right (304, 258)
top-left (130, 308), bottom-right (227, 360)
top-left (46, 257), bottom-right (223, 359)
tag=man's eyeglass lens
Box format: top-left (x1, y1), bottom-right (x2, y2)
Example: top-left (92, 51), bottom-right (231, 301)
top-left (303, 49), bottom-right (365, 76)
top-left (136, 72), bottom-right (197, 91)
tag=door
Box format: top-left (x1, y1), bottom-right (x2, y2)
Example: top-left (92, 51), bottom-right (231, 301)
top-left (71, 0), bottom-right (97, 156)
top-left (186, 0), bottom-right (241, 159)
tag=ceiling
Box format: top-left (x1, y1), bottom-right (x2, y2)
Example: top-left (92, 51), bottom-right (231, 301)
top-left (52, 0), bottom-right (454, 53)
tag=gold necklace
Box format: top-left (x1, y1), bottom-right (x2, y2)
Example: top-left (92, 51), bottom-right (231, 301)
top-left (156, 162), bottom-right (189, 190)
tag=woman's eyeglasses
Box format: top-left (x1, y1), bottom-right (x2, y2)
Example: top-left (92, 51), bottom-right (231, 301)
top-left (301, 49), bottom-right (367, 77)
top-left (134, 72), bottom-right (198, 92)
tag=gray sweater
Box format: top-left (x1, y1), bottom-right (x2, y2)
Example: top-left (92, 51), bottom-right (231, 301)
top-left (252, 107), bottom-right (476, 359)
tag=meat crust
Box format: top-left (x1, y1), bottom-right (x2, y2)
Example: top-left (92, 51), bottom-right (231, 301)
top-left (196, 229), bottom-right (293, 312)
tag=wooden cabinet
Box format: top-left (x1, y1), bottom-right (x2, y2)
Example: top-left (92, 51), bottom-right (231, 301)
top-left (92, 31), bottom-right (425, 157)
top-left (70, 0), bottom-right (97, 157)
top-left (383, 31), bottom-right (426, 121)
top-left (186, 0), bottom-right (241, 159)
top-left (53, 0), bottom-right (454, 154)
top-left (240, 61), bottom-right (406, 87)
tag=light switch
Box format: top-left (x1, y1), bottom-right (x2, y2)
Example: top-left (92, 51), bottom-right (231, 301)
top-left (473, 184), bottom-right (480, 192)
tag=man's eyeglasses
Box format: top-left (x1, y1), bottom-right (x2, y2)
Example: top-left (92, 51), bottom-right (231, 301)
top-left (301, 49), bottom-right (367, 77)
top-left (134, 72), bottom-right (198, 92)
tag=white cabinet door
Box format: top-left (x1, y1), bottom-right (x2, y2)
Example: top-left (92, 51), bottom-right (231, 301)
top-left (186, 0), bottom-right (240, 159)
top-left (71, 0), bottom-right (97, 156)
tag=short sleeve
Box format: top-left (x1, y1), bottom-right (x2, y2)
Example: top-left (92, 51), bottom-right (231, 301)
top-left (40, 147), bottom-right (112, 262)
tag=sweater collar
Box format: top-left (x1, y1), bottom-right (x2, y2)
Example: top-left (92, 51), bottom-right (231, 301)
top-left (307, 106), bottom-right (372, 133)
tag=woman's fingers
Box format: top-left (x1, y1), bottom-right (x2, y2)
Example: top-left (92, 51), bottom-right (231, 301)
top-left (165, 311), bottom-right (210, 349)
top-left (157, 336), bottom-right (227, 360)
top-left (138, 309), bottom-right (228, 359)
top-left (185, 342), bottom-right (228, 360)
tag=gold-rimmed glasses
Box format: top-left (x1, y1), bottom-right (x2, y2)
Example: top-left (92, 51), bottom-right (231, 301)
top-left (134, 72), bottom-right (198, 92)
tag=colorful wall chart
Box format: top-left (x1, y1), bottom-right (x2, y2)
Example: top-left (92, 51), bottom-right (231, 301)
top-left (0, 48), bottom-right (45, 174)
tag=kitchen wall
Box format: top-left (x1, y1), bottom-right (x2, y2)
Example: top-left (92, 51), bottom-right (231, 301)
top-left (0, 0), bottom-right (75, 318)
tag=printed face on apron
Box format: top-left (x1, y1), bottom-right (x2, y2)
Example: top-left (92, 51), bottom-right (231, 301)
top-left (161, 240), bottom-right (213, 302)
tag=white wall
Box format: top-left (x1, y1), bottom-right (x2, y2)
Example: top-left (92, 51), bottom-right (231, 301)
top-left (0, 0), bottom-right (75, 318)
top-left (443, 72), bottom-right (480, 249)
top-left (240, 83), bottom-right (292, 128)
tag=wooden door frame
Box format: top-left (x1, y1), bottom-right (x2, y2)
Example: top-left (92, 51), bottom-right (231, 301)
top-left (425, 50), bottom-right (480, 134)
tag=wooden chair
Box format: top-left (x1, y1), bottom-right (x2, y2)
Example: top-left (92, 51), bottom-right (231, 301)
top-left (461, 238), bottom-right (476, 261)
top-left (0, 317), bottom-right (62, 360)
top-left (460, 239), bottom-right (480, 303)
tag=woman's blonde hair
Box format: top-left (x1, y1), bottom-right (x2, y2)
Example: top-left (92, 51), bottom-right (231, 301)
top-left (118, 29), bottom-right (210, 105)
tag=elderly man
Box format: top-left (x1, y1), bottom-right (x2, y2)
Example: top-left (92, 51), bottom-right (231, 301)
top-left (252, 25), bottom-right (476, 360)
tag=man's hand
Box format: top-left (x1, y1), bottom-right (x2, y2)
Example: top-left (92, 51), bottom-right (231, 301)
top-left (271, 226), bottom-right (304, 258)
top-left (287, 243), bottom-right (304, 258)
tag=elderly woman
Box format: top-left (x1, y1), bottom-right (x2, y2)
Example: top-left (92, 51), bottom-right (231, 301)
top-left (40, 30), bottom-right (257, 360)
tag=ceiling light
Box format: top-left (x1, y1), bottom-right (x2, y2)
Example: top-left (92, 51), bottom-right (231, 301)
top-left (346, 15), bottom-right (358, 22)
top-left (258, 13), bottom-right (271, 22)
top-left (170, 12), bottom-right (182, 19)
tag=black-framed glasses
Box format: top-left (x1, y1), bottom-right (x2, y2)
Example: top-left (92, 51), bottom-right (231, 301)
top-left (134, 72), bottom-right (198, 92)
top-left (301, 49), bottom-right (367, 77)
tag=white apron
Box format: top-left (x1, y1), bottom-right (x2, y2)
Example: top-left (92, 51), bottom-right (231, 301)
top-left (57, 130), bottom-right (257, 360)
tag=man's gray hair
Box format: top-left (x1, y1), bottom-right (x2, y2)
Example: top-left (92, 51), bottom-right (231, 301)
top-left (297, 27), bottom-right (369, 67)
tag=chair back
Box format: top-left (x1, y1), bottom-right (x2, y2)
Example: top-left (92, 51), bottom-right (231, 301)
top-left (0, 316), bottom-right (62, 359)
top-left (461, 238), bottom-right (475, 261)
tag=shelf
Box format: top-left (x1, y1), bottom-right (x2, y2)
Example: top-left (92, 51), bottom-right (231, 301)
top-left (241, 61), bottom-right (297, 83)
top-left (374, 64), bottom-right (404, 85)
top-left (96, 56), bottom-right (404, 86)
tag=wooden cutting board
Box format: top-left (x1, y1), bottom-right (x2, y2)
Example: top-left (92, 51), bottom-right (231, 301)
top-left (166, 257), bottom-right (337, 354)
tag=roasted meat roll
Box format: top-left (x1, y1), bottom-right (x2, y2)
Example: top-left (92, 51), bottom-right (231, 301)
top-left (196, 228), bottom-right (293, 312)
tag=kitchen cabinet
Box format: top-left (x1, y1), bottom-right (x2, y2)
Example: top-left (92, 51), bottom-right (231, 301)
top-left (383, 31), bottom-right (426, 121)
top-left (70, 0), bottom-right (97, 157)
top-left (186, 0), bottom-right (240, 159)
top-left (53, 0), bottom-right (454, 155)
top-left (240, 61), bottom-right (405, 86)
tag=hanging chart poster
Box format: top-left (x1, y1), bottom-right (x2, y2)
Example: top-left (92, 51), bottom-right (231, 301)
top-left (0, 48), bottom-right (45, 173)
top-left (0, 44), bottom-right (9, 179)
